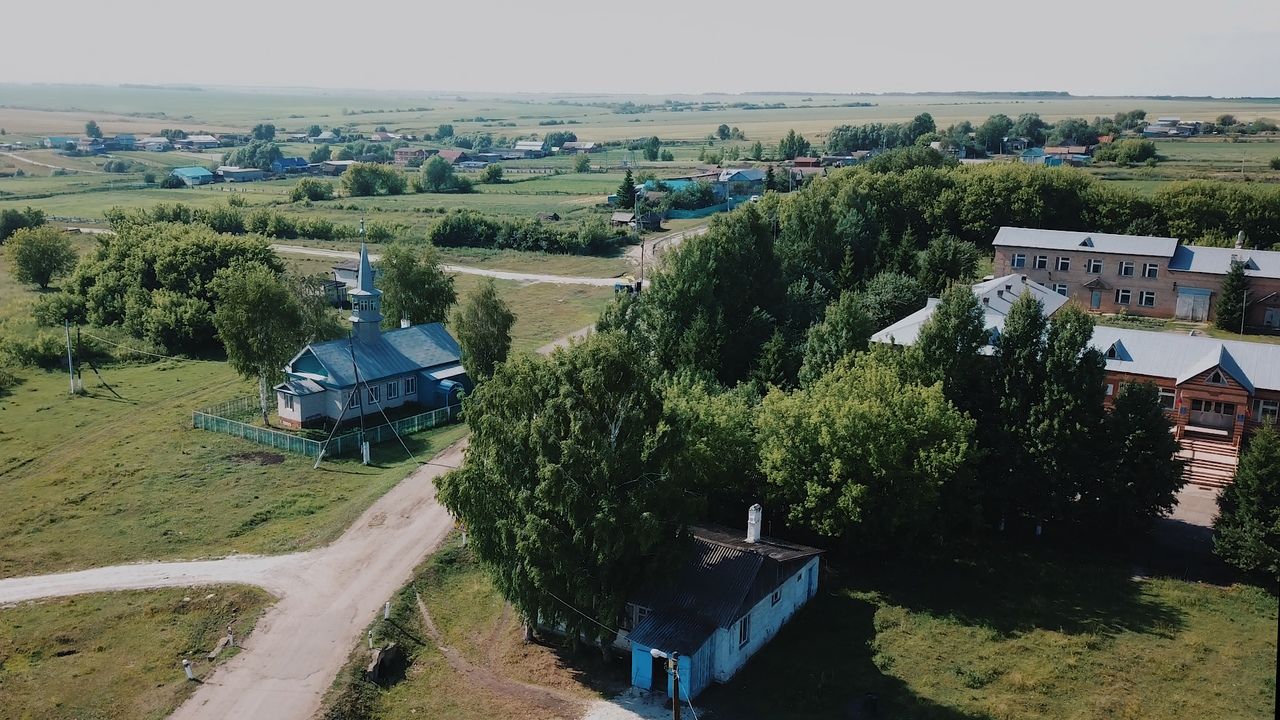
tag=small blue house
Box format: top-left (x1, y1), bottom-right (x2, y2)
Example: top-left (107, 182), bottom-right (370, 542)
top-left (271, 156), bottom-right (309, 173)
top-left (274, 243), bottom-right (470, 429)
top-left (1019, 147), bottom-right (1047, 164)
top-left (625, 506), bottom-right (822, 701)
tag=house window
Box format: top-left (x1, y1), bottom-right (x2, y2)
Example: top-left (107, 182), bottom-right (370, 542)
top-left (283, 394), bottom-right (295, 410)
top-left (1087, 258), bottom-right (1103, 274)
top-left (350, 390), bottom-right (360, 407)
top-left (1119, 261), bottom-right (1135, 277)
top-left (771, 589), bottom-right (781, 606)
top-left (405, 377), bottom-right (417, 395)
top-left (1053, 283), bottom-right (1068, 296)
top-left (367, 385), bottom-right (381, 404)
top-left (1254, 399), bottom-right (1279, 422)
top-left (1011, 253), bottom-right (1026, 269)
top-left (1143, 263), bottom-right (1159, 278)
top-left (738, 614), bottom-right (751, 648)
top-left (1105, 345), bottom-right (1118, 359)
top-left (1056, 256), bottom-right (1071, 272)
top-left (1105, 383), bottom-right (1114, 396)
top-left (387, 380), bottom-right (400, 400)
top-left (1034, 255), bottom-right (1048, 270)
top-left (1207, 370), bottom-right (1226, 386)
top-left (1139, 291), bottom-right (1156, 307)
top-left (1192, 399), bottom-right (1236, 415)
top-left (1115, 289), bottom-right (1132, 305)
top-left (1159, 388), bottom-right (1176, 409)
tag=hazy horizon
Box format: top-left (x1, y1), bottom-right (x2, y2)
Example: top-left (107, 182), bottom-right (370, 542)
top-left (2, 0), bottom-right (1278, 97)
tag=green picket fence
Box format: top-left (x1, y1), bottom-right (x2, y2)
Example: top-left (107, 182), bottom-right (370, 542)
top-left (192, 398), bottom-right (461, 459)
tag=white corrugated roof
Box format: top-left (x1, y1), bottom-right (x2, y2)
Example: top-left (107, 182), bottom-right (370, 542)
top-left (870, 274), bottom-right (1068, 348)
top-left (992, 227), bottom-right (1179, 258)
top-left (1092, 326), bottom-right (1280, 392)
top-left (1168, 244), bottom-right (1280, 279)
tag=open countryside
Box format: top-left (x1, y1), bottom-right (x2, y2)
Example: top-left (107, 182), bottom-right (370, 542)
top-left (2, 7), bottom-right (1279, 720)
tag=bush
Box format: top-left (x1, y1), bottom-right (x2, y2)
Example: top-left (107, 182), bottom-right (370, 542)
top-left (482, 164), bottom-right (504, 184)
top-left (32, 292), bottom-right (88, 326)
top-left (6, 226), bottom-right (78, 289)
top-left (291, 178), bottom-right (335, 202)
top-left (1270, 157), bottom-right (1280, 171)
top-left (160, 174), bottom-right (185, 189)
top-left (342, 163), bottom-right (406, 196)
top-left (573, 154), bottom-right (591, 173)
top-left (0, 206), bottom-right (46, 242)
top-left (1094, 139), bottom-right (1159, 165)
top-left (143, 171), bottom-right (157, 184)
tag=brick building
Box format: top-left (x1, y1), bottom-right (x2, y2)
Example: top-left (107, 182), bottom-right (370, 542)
top-left (872, 274), bottom-right (1280, 487)
top-left (992, 227), bottom-right (1280, 328)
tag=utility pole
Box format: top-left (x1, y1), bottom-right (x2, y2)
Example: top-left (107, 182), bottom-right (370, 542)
top-left (1241, 290), bottom-right (1248, 336)
top-left (671, 650), bottom-right (681, 720)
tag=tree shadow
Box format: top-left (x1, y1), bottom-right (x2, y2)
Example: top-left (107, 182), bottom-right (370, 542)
top-left (534, 636), bottom-right (633, 698)
top-left (852, 544), bottom-right (1185, 640)
top-left (702, 593), bottom-right (991, 720)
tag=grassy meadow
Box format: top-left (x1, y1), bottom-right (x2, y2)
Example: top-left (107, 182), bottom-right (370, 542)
top-left (0, 585), bottom-right (273, 720)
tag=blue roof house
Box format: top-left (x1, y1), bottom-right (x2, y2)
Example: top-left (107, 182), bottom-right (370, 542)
top-left (271, 157), bottom-right (309, 173)
top-left (274, 243), bottom-right (469, 429)
top-left (625, 506), bottom-right (822, 701)
top-left (171, 167), bottom-right (215, 186)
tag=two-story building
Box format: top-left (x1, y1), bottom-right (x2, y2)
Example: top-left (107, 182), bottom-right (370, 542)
top-left (992, 227), bottom-right (1280, 327)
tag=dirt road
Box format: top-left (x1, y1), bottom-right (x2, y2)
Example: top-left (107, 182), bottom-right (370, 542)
top-left (2, 151), bottom-right (104, 174)
top-left (624, 223), bottom-right (709, 275)
top-left (272, 244), bottom-right (621, 287)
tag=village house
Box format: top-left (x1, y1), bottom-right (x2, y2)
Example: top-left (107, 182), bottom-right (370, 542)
top-left (170, 166), bottom-right (215, 186)
top-left (311, 131), bottom-right (339, 143)
top-left (512, 140), bottom-right (546, 158)
top-left (624, 505), bottom-right (822, 701)
top-left (175, 134), bottom-right (222, 150)
top-left (271, 157), bottom-right (310, 173)
top-left (274, 244), bottom-right (469, 429)
top-left (992, 227), bottom-right (1280, 327)
top-left (435, 149), bottom-right (469, 165)
top-left (320, 159), bottom-right (357, 175)
top-left (559, 141), bottom-right (598, 153)
top-left (871, 273), bottom-right (1280, 488)
top-left (216, 165), bottom-right (265, 182)
top-left (393, 147), bottom-right (434, 166)
top-left (139, 136), bottom-right (171, 151)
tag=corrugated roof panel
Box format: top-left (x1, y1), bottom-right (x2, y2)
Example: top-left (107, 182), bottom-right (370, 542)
top-left (629, 610), bottom-right (716, 656)
top-left (1092, 326), bottom-right (1280, 392)
top-left (297, 323), bottom-right (461, 388)
top-left (1168, 244), bottom-right (1280, 279)
top-left (993, 227), bottom-right (1179, 258)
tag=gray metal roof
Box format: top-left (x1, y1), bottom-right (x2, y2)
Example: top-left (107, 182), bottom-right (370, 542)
top-left (274, 378), bottom-right (325, 396)
top-left (1168, 244), bottom-right (1280, 279)
top-left (718, 168), bottom-right (766, 183)
top-left (1092, 326), bottom-right (1280, 393)
top-left (290, 323), bottom-right (462, 389)
top-left (630, 610), bottom-right (718, 656)
top-left (870, 274), bottom-right (1068, 348)
top-left (993, 227), bottom-right (1179, 258)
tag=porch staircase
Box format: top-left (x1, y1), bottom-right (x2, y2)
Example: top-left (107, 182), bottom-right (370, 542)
top-left (1176, 434), bottom-right (1239, 490)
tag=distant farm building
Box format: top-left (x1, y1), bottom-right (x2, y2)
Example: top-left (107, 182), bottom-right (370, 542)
top-left (216, 166), bottom-right (266, 182)
top-left (512, 140), bottom-right (546, 158)
top-left (171, 167), bottom-right (215, 186)
top-left (175, 134), bottom-right (222, 150)
top-left (393, 147), bottom-right (434, 166)
top-left (272, 157), bottom-right (310, 173)
top-left (560, 141), bottom-right (599, 153)
top-left (435, 150), bottom-right (469, 165)
top-left (320, 160), bottom-right (357, 175)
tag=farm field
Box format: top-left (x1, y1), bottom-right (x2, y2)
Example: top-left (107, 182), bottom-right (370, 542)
top-left (0, 585), bottom-right (273, 720)
top-left (321, 537), bottom-right (1277, 720)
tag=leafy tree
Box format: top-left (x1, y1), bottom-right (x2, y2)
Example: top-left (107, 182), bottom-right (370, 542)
top-left (659, 149), bottom-right (674, 161)
top-left (342, 163), bottom-right (407, 196)
top-left (437, 332), bottom-right (696, 648)
top-left (906, 113), bottom-right (936, 142)
top-left (307, 124), bottom-right (323, 137)
top-left (435, 123), bottom-right (454, 139)
top-left (758, 352), bottom-right (974, 547)
top-left (1270, 157), bottom-right (1280, 171)
top-left (798, 290), bottom-right (873, 386)
top-left (0, 206), bottom-right (46, 242)
top-left (452, 277), bottom-right (514, 381)
top-left (1049, 117), bottom-right (1097, 146)
top-left (716, 124), bottom-right (731, 140)
top-left (1094, 139), bottom-right (1158, 165)
top-left (543, 130), bottom-right (577, 148)
top-left (1214, 257), bottom-right (1250, 332)
top-left (905, 282), bottom-right (989, 415)
top-left (252, 123), bottom-right (276, 141)
top-left (777, 129), bottom-right (811, 160)
top-left (377, 242), bottom-right (455, 327)
top-left (84, 120), bottom-right (103, 139)
top-left (482, 163), bottom-right (504, 184)
top-left (223, 140), bottom-right (283, 171)
top-left (290, 178), bottom-right (334, 202)
top-left (573, 154), bottom-right (591, 173)
top-left (751, 141), bottom-right (764, 160)
top-left (916, 235), bottom-right (981, 295)
top-left (1217, 114), bottom-right (1238, 128)
top-left (1214, 425), bottom-right (1280, 578)
top-left (993, 292), bottom-right (1048, 520)
top-left (854, 271), bottom-right (927, 331)
top-left (6, 226), bottom-right (78, 289)
top-left (642, 136), bottom-right (661, 162)
top-left (1011, 113), bottom-right (1049, 146)
top-left (210, 263), bottom-right (303, 424)
top-left (616, 170), bottom-right (636, 209)
top-left (1075, 382), bottom-right (1185, 535)
top-left (309, 144), bottom-right (332, 163)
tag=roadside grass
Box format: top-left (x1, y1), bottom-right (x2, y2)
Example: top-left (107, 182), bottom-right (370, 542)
top-left (0, 585), bottom-right (273, 720)
top-left (708, 550), bottom-right (1277, 720)
top-left (0, 359), bottom-right (468, 578)
top-left (317, 534), bottom-right (614, 720)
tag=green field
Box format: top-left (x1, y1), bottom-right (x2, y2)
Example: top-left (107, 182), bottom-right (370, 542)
top-left (0, 585), bottom-right (273, 720)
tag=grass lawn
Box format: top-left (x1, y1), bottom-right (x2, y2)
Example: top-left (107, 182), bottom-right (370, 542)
top-left (0, 359), bottom-right (468, 578)
top-left (709, 550), bottom-right (1277, 720)
top-left (0, 585), bottom-right (273, 720)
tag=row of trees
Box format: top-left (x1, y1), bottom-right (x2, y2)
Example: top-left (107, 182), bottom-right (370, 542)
top-left (427, 210), bottom-right (621, 254)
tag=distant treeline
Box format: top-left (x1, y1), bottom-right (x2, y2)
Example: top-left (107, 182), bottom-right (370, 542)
top-left (427, 210), bottom-right (624, 254)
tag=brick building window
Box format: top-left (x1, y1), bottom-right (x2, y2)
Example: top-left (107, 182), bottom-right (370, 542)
top-left (1143, 263), bottom-right (1159, 278)
top-left (1139, 291), bottom-right (1156, 307)
top-left (1159, 388), bottom-right (1175, 410)
top-left (1087, 258), bottom-right (1103, 274)
top-left (1254, 399), bottom-right (1279, 422)
top-left (1056, 256), bottom-right (1071, 271)
top-left (1119, 261), bottom-right (1135, 277)
top-left (1011, 253), bottom-right (1026, 269)
top-left (1115, 289), bottom-right (1131, 305)
top-left (1054, 283), bottom-right (1068, 296)
top-left (1034, 255), bottom-right (1048, 270)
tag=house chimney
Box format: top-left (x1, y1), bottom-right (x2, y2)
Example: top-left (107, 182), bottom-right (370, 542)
top-left (400, 317), bottom-right (411, 329)
top-left (746, 504), bottom-right (762, 544)
top-left (1020, 274), bottom-right (1027, 284)
top-left (997, 290), bottom-right (1004, 299)
top-left (982, 297), bottom-right (990, 306)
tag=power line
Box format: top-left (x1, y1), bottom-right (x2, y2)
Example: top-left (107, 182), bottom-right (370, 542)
top-left (80, 331), bottom-right (221, 363)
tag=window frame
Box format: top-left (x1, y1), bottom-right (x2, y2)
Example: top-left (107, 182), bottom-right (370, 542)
top-left (350, 390), bottom-right (361, 408)
top-left (1115, 288), bottom-right (1132, 305)
top-left (1254, 399), bottom-right (1279, 422)
top-left (367, 385), bottom-right (381, 404)
top-left (1159, 388), bottom-right (1176, 410)
top-left (387, 380), bottom-right (400, 400)
top-left (1143, 263), bottom-right (1159, 278)
top-left (1033, 255), bottom-right (1049, 270)
top-left (1119, 260), bottom-right (1135, 277)
top-left (405, 377), bottom-right (417, 395)
top-left (1011, 253), bottom-right (1027, 269)
top-left (1053, 283), bottom-right (1068, 297)
top-left (1056, 256), bottom-right (1071, 272)
top-left (1086, 258), bottom-right (1103, 274)
top-left (738, 613), bottom-right (751, 648)
top-left (1138, 290), bottom-right (1156, 307)
top-left (283, 394), bottom-right (295, 410)
top-left (771, 589), bottom-right (781, 606)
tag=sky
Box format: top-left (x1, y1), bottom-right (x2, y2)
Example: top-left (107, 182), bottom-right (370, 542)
top-left (2, 0), bottom-right (1279, 97)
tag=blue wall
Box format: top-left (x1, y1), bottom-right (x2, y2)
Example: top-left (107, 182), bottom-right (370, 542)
top-left (630, 639), bottom-right (713, 701)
